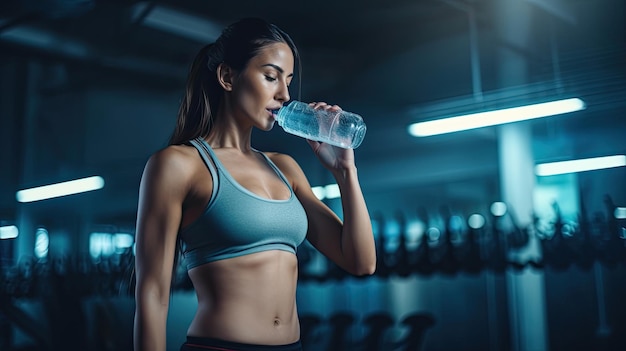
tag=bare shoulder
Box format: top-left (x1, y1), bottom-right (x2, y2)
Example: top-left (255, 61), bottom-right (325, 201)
top-left (150, 145), bottom-right (197, 162)
top-left (142, 144), bottom-right (201, 187)
top-left (149, 144), bottom-right (198, 167)
top-left (264, 152), bottom-right (312, 194)
top-left (264, 152), bottom-right (303, 175)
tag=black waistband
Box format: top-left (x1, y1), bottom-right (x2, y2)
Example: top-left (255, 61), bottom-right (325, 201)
top-left (182, 336), bottom-right (302, 351)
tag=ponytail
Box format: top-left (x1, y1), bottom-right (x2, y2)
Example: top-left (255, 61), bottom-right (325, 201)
top-left (169, 43), bottom-right (223, 145)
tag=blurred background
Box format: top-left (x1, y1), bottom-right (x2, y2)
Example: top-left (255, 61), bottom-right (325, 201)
top-left (1, 0), bottom-right (625, 350)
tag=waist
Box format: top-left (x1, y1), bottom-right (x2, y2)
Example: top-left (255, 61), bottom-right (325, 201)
top-left (187, 251), bottom-right (301, 344)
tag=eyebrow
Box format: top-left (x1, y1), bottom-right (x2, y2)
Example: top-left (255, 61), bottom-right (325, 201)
top-left (262, 63), bottom-right (294, 77)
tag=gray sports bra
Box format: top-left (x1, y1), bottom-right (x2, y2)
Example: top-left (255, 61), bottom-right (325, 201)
top-left (180, 138), bottom-right (308, 270)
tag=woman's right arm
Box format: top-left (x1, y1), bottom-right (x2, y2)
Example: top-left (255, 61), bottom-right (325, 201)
top-left (133, 147), bottom-right (191, 351)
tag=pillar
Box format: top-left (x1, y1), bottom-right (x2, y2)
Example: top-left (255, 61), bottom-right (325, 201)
top-left (493, 1), bottom-right (549, 350)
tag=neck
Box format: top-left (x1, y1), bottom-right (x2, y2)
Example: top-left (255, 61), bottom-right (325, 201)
top-left (207, 112), bottom-right (253, 152)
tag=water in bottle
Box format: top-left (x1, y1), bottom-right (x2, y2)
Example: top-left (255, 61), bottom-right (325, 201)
top-left (274, 101), bottom-right (367, 149)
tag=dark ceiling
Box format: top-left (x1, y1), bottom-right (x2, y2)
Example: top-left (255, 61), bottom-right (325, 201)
top-left (0, 0), bottom-right (625, 228)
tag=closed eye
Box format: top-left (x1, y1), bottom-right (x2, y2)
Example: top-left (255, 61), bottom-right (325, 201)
top-left (265, 75), bottom-right (277, 82)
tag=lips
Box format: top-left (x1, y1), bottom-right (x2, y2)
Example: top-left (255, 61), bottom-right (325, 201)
top-left (266, 108), bottom-right (280, 116)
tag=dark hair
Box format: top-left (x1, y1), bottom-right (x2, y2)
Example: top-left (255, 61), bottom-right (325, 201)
top-left (169, 17), bottom-right (301, 145)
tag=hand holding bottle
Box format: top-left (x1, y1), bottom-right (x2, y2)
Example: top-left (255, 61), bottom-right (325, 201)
top-left (303, 102), bottom-right (356, 171)
top-left (274, 100), bottom-right (367, 149)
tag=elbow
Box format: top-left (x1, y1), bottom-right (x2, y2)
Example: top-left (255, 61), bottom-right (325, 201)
top-left (351, 257), bottom-right (377, 276)
top-left (354, 266), bottom-right (376, 277)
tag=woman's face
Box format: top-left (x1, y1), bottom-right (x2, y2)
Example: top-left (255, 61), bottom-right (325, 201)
top-left (229, 42), bottom-right (294, 131)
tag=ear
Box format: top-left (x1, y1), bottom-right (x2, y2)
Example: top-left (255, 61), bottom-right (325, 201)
top-left (217, 63), bottom-right (235, 91)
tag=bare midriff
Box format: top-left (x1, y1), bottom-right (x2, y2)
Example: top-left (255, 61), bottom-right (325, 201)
top-left (186, 250), bottom-right (300, 345)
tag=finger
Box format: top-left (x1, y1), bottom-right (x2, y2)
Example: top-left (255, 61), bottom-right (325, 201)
top-left (309, 101), bottom-right (330, 110)
top-left (328, 104), bottom-right (342, 112)
top-left (306, 138), bottom-right (321, 150)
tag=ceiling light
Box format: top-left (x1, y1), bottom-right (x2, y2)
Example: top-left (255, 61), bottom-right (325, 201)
top-left (0, 225), bottom-right (18, 240)
top-left (311, 186), bottom-right (325, 200)
top-left (16, 176), bottom-right (105, 203)
top-left (324, 184), bottom-right (341, 199)
top-left (408, 97), bottom-right (586, 137)
top-left (311, 184), bottom-right (340, 200)
top-left (132, 2), bottom-right (222, 43)
top-left (0, 25), bottom-right (90, 59)
top-left (535, 155), bottom-right (626, 176)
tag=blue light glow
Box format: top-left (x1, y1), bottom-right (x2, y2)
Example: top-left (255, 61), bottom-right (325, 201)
top-left (535, 155), bottom-right (626, 176)
top-left (0, 225), bottom-right (18, 239)
top-left (16, 176), bottom-right (105, 202)
top-left (408, 98), bottom-right (586, 137)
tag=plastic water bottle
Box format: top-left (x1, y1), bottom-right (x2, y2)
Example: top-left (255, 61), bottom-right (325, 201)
top-left (275, 101), bottom-right (367, 149)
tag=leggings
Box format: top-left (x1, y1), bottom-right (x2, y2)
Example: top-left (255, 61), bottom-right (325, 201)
top-left (180, 336), bottom-right (303, 351)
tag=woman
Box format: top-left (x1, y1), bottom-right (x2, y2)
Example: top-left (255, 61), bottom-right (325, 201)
top-left (133, 17), bottom-right (376, 351)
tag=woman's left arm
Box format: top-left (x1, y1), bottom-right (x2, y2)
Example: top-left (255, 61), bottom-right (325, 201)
top-left (270, 103), bottom-right (376, 276)
top-left (273, 151), bottom-right (376, 276)
top-left (320, 159), bottom-right (377, 276)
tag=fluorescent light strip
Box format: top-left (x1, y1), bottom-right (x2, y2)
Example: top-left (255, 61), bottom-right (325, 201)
top-left (132, 2), bottom-right (222, 43)
top-left (0, 225), bottom-right (19, 239)
top-left (0, 25), bottom-right (90, 59)
top-left (324, 184), bottom-right (341, 199)
top-left (408, 98), bottom-right (586, 137)
top-left (311, 186), bottom-right (325, 200)
top-left (16, 176), bottom-right (105, 203)
top-left (311, 183), bottom-right (340, 200)
top-left (535, 155), bottom-right (626, 176)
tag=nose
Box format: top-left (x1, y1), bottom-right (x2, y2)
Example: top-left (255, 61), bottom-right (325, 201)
top-left (276, 80), bottom-right (290, 103)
